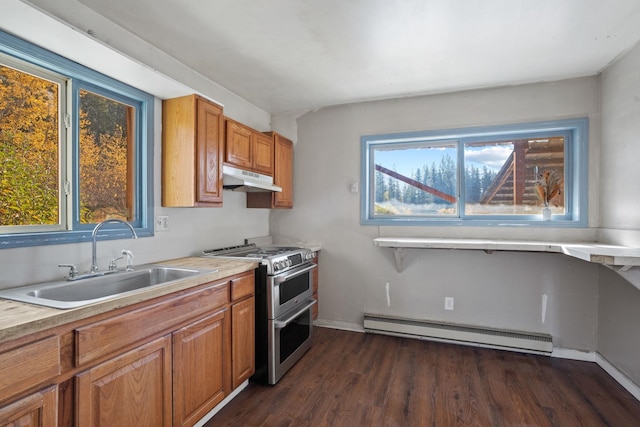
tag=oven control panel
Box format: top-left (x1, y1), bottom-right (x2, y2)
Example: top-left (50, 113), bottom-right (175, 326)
top-left (271, 251), bottom-right (315, 273)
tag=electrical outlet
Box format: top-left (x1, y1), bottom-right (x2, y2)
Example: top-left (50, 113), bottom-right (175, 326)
top-left (444, 297), bottom-right (454, 311)
top-left (155, 215), bottom-right (169, 232)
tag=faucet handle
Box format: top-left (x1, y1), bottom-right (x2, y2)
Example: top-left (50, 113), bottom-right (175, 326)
top-left (122, 250), bottom-right (134, 271)
top-left (108, 256), bottom-right (125, 272)
top-left (58, 264), bottom-right (79, 279)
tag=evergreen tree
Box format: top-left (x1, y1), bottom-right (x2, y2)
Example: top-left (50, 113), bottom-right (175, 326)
top-left (439, 154), bottom-right (456, 203)
top-left (375, 171), bottom-right (387, 202)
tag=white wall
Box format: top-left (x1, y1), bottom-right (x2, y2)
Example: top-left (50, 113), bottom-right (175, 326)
top-left (597, 40), bottom-right (640, 385)
top-left (271, 77), bottom-right (602, 351)
top-left (0, 1), bottom-right (271, 289)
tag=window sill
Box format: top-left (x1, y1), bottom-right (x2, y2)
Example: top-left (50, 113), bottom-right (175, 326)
top-left (373, 237), bottom-right (640, 290)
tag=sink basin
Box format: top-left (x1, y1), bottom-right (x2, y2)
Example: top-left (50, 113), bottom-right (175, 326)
top-left (0, 266), bottom-right (216, 309)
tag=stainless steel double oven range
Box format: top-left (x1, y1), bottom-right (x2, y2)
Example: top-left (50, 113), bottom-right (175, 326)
top-left (203, 244), bottom-right (317, 384)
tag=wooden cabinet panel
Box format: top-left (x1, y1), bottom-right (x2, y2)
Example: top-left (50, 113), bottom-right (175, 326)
top-left (247, 132), bottom-right (293, 209)
top-left (225, 120), bottom-right (253, 169)
top-left (196, 98), bottom-right (224, 204)
top-left (76, 281), bottom-right (228, 366)
top-left (273, 133), bottom-right (293, 208)
top-left (162, 94), bottom-right (223, 207)
top-left (224, 117), bottom-right (274, 176)
top-left (173, 309), bottom-right (230, 427)
top-left (76, 336), bottom-right (172, 427)
top-left (230, 273), bottom-right (254, 302)
top-left (231, 296), bottom-right (255, 389)
top-left (253, 132), bottom-right (274, 175)
top-left (0, 336), bottom-right (60, 403)
top-left (0, 386), bottom-right (57, 427)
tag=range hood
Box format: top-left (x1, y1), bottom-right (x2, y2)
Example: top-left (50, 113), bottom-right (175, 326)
top-left (222, 165), bottom-right (282, 192)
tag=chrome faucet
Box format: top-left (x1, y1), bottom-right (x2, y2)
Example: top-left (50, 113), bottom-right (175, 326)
top-left (91, 219), bottom-right (138, 273)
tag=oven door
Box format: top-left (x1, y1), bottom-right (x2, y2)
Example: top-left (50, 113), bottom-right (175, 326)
top-left (267, 263), bottom-right (316, 319)
top-left (268, 298), bottom-right (316, 384)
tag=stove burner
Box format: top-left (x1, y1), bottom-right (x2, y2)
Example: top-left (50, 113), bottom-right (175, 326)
top-left (202, 243), bottom-right (315, 275)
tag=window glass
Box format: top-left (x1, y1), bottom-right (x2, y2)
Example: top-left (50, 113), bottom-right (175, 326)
top-left (361, 118), bottom-right (587, 227)
top-left (0, 62), bottom-right (62, 229)
top-left (79, 89), bottom-right (135, 223)
top-left (463, 137), bottom-right (565, 216)
top-left (372, 142), bottom-right (458, 217)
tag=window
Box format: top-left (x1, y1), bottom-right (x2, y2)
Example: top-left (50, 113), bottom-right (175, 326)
top-left (361, 118), bottom-right (588, 226)
top-left (0, 31), bottom-right (154, 248)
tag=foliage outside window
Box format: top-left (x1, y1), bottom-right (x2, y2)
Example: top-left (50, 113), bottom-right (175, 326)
top-left (361, 118), bottom-right (588, 226)
top-left (0, 31), bottom-right (154, 248)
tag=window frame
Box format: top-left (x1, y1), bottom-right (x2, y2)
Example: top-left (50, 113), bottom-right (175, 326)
top-left (0, 30), bottom-right (154, 248)
top-left (361, 118), bottom-right (589, 227)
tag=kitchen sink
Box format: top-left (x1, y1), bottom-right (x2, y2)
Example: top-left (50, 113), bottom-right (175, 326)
top-left (0, 266), bottom-right (216, 309)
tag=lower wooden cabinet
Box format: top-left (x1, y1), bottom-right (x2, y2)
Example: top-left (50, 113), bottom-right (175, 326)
top-left (0, 270), bottom-right (256, 427)
top-left (173, 309), bottom-right (230, 427)
top-left (231, 296), bottom-right (255, 389)
top-left (0, 386), bottom-right (57, 427)
top-left (75, 336), bottom-right (173, 427)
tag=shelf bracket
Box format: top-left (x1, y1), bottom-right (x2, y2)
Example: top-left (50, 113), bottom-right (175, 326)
top-left (606, 264), bottom-right (640, 292)
top-left (392, 248), bottom-right (405, 273)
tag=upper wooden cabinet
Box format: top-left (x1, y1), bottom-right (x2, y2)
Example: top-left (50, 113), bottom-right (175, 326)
top-left (225, 118), bottom-right (274, 176)
top-left (247, 133), bottom-right (293, 209)
top-left (162, 94), bottom-right (224, 207)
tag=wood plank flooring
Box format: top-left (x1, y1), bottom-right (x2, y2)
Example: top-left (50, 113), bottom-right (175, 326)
top-left (205, 327), bottom-right (640, 426)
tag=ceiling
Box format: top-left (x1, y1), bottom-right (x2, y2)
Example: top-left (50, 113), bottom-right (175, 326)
top-left (74, 0), bottom-right (640, 114)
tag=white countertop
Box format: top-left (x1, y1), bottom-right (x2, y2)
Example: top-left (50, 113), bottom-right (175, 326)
top-left (373, 237), bottom-right (640, 277)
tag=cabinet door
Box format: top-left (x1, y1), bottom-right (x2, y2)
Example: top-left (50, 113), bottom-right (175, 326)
top-left (225, 120), bottom-right (253, 169)
top-left (273, 134), bottom-right (293, 208)
top-left (76, 336), bottom-right (172, 427)
top-left (0, 386), bottom-right (57, 427)
top-left (173, 309), bottom-right (230, 427)
top-left (232, 296), bottom-right (255, 389)
top-left (196, 98), bottom-right (223, 205)
top-left (253, 132), bottom-right (274, 175)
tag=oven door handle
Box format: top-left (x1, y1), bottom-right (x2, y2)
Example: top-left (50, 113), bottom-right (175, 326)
top-left (274, 299), bottom-right (317, 329)
top-left (272, 263), bottom-right (317, 284)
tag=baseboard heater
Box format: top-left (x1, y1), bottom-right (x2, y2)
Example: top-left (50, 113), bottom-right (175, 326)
top-left (363, 314), bottom-right (553, 355)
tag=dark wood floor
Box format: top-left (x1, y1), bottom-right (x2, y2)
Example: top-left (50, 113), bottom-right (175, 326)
top-left (205, 327), bottom-right (640, 427)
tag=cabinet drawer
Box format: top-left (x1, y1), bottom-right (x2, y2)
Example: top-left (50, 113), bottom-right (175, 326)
top-left (230, 273), bottom-right (254, 301)
top-left (76, 281), bottom-right (228, 366)
top-left (0, 336), bottom-right (60, 403)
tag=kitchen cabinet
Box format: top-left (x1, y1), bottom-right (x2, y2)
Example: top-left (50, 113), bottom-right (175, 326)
top-left (247, 132), bottom-right (294, 209)
top-left (225, 118), bottom-right (274, 176)
top-left (0, 335), bottom-right (60, 427)
top-left (75, 336), bottom-right (172, 427)
top-left (231, 298), bottom-right (254, 389)
top-left (0, 268), bottom-right (256, 427)
top-left (173, 309), bottom-right (230, 427)
top-left (230, 275), bottom-right (255, 389)
top-left (0, 386), bottom-right (57, 427)
top-left (162, 94), bottom-right (224, 207)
